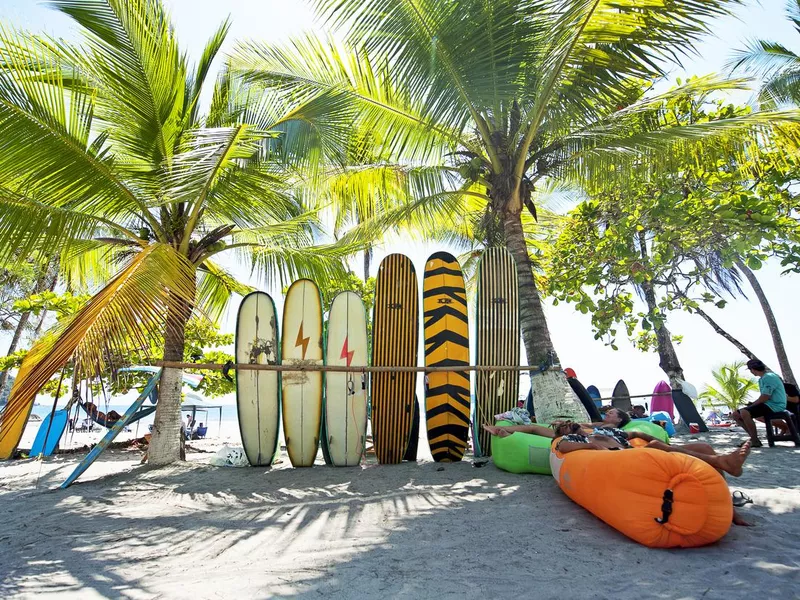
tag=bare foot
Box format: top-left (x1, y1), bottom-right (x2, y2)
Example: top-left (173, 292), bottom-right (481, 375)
top-left (482, 424), bottom-right (510, 438)
top-left (715, 440), bottom-right (751, 477)
top-left (733, 509), bottom-right (752, 527)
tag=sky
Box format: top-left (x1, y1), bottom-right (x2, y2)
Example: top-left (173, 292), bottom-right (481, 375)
top-left (0, 0), bottom-right (798, 404)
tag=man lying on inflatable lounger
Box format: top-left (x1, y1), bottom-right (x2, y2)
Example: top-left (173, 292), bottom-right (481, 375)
top-left (482, 419), bottom-right (753, 526)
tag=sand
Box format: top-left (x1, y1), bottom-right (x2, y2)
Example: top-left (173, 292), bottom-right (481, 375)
top-left (1, 427), bottom-right (798, 600)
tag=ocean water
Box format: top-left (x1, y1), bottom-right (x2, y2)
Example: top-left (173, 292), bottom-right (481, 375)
top-left (30, 402), bottom-right (240, 428)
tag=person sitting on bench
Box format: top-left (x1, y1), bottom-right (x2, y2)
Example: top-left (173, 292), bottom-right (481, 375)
top-left (732, 359), bottom-right (787, 447)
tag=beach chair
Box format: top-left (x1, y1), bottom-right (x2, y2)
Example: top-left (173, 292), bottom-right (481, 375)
top-left (764, 409), bottom-right (800, 447)
top-left (194, 426), bottom-right (207, 439)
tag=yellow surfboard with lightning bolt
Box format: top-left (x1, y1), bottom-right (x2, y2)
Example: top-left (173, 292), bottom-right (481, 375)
top-left (281, 279), bottom-right (324, 467)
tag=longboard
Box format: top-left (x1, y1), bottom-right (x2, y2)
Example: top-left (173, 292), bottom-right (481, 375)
top-left (423, 252), bottom-right (470, 462)
top-left (30, 409), bottom-right (68, 457)
top-left (672, 389), bottom-right (708, 432)
top-left (61, 372), bottom-right (161, 488)
top-left (568, 378), bottom-right (603, 423)
top-left (372, 254), bottom-right (419, 464)
top-left (474, 247), bottom-right (519, 458)
top-left (236, 292), bottom-right (280, 467)
top-left (324, 291), bottom-right (368, 466)
top-left (281, 279), bottom-right (323, 468)
top-left (650, 381), bottom-right (674, 419)
top-left (587, 385), bottom-right (602, 408)
top-left (611, 379), bottom-right (632, 412)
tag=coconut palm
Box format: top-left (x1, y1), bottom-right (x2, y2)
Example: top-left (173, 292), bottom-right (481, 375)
top-left (699, 362), bottom-right (758, 413)
top-left (0, 0), bottom-right (358, 463)
top-left (730, 0), bottom-right (800, 107)
top-left (234, 0), bottom-right (797, 422)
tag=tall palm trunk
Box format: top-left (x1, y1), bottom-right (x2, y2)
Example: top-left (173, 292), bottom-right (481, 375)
top-left (148, 289), bottom-right (193, 465)
top-left (0, 268), bottom-right (53, 395)
top-left (364, 245), bottom-right (372, 281)
top-left (638, 232), bottom-right (684, 386)
top-left (503, 211), bottom-right (588, 423)
top-left (736, 259), bottom-right (795, 384)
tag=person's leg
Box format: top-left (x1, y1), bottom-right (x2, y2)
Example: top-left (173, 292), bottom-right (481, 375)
top-left (646, 440), bottom-right (751, 476)
top-left (482, 424), bottom-right (554, 438)
top-left (734, 407), bottom-right (762, 446)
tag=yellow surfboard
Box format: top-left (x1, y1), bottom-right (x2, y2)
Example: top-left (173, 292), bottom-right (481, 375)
top-left (423, 252), bottom-right (470, 462)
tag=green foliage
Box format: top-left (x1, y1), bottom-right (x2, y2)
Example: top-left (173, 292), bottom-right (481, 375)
top-left (13, 291), bottom-right (91, 320)
top-left (546, 87), bottom-right (800, 351)
top-left (699, 362), bottom-right (758, 412)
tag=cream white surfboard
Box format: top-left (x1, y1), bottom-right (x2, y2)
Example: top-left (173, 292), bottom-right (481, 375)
top-left (324, 291), bottom-right (368, 466)
top-left (236, 292), bottom-right (280, 467)
top-left (281, 279), bottom-right (324, 467)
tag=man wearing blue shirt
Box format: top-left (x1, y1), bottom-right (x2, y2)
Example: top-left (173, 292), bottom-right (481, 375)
top-left (732, 359), bottom-right (787, 447)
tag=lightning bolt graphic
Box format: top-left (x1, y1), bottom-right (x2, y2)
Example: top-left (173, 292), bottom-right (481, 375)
top-left (340, 336), bottom-right (355, 367)
top-left (295, 322), bottom-right (310, 359)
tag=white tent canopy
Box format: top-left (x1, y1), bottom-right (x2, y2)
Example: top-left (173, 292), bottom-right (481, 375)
top-left (181, 393), bottom-right (223, 437)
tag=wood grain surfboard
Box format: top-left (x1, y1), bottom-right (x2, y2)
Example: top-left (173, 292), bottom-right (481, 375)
top-left (473, 248), bottom-right (519, 458)
top-left (371, 254), bottom-right (419, 464)
top-left (423, 252), bottom-right (470, 462)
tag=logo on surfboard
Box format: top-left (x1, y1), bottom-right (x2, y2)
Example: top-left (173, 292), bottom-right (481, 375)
top-left (340, 337), bottom-right (355, 366)
top-left (295, 323), bottom-right (310, 359)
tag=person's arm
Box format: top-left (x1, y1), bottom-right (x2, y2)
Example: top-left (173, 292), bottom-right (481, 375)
top-left (555, 440), bottom-right (604, 453)
top-left (750, 393), bottom-right (770, 406)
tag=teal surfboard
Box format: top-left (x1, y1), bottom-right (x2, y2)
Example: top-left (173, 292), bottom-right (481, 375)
top-left (30, 409), bottom-right (68, 457)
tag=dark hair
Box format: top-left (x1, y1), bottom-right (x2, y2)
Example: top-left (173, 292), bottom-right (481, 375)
top-left (609, 408), bottom-right (631, 428)
top-left (633, 405), bottom-right (645, 411)
top-left (746, 359), bottom-right (767, 372)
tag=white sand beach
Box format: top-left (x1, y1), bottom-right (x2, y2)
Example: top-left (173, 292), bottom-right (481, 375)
top-left (1, 426), bottom-right (798, 600)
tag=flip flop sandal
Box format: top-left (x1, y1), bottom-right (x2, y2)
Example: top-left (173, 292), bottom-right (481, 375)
top-left (732, 490), bottom-right (753, 507)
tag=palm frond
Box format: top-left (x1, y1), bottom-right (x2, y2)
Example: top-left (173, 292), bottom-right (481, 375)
top-left (196, 259), bottom-right (254, 323)
top-left (0, 243), bottom-right (195, 458)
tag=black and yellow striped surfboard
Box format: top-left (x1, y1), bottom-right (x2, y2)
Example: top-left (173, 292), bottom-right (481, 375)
top-left (423, 252), bottom-right (470, 462)
top-left (372, 254), bottom-right (419, 464)
top-left (473, 247), bottom-right (519, 457)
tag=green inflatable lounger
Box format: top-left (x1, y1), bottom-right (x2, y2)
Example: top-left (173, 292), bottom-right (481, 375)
top-left (491, 420), bottom-right (552, 475)
top-left (623, 419), bottom-right (670, 444)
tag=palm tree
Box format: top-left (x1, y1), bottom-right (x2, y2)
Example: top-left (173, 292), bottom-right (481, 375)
top-left (0, 0), bottom-right (357, 463)
top-left (699, 362), bottom-right (758, 413)
top-left (233, 0), bottom-right (796, 423)
top-left (730, 0), bottom-right (800, 107)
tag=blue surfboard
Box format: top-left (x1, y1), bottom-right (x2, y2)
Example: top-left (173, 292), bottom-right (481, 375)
top-left (61, 371), bottom-right (161, 489)
top-left (587, 385), bottom-right (602, 408)
top-left (30, 409), bottom-right (69, 457)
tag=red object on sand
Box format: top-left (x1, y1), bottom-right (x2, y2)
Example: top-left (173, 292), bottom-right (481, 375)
top-left (564, 368), bottom-right (577, 379)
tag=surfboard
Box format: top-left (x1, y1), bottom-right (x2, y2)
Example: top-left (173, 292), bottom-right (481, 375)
top-left (672, 389), bottom-right (709, 432)
top-left (568, 378), bottom-right (603, 423)
top-left (61, 372), bottom-right (161, 488)
top-left (282, 279), bottom-right (324, 468)
top-left (611, 380), bottom-right (632, 412)
top-left (587, 385), bottom-right (602, 408)
top-left (650, 380), bottom-right (674, 419)
top-left (423, 252), bottom-right (470, 462)
top-left (473, 247), bottom-right (519, 458)
top-left (30, 409), bottom-right (68, 457)
top-left (324, 291), bottom-right (368, 467)
top-left (404, 396), bottom-right (420, 461)
top-left (236, 291), bottom-right (281, 467)
top-left (372, 254), bottom-right (419, 464)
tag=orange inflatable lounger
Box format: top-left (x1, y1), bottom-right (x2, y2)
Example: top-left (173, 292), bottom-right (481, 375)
top-left (550, 439), bottom-right (732, 548)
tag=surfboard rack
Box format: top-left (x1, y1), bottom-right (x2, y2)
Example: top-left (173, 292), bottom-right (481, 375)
top-left (158, 361), bottom-right (545, 373)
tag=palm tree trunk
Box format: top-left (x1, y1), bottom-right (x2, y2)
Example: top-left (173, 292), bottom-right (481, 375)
top-left (364, 245), bottom-right (372, 281)
top-left (671, 288), bottom-right (757, 360)
top-left (0, 266), bottom-right (54, 395)
top-left (503, 211), bottom-right (588, 423)
top-left (0, 312), bottom-right (31, 395)
top-left (638, 232), bottom-right (684, 386)
top-left (736, 259), bottom-right (795, 384)
top-left (147, 291), bottom-right (193, 465)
